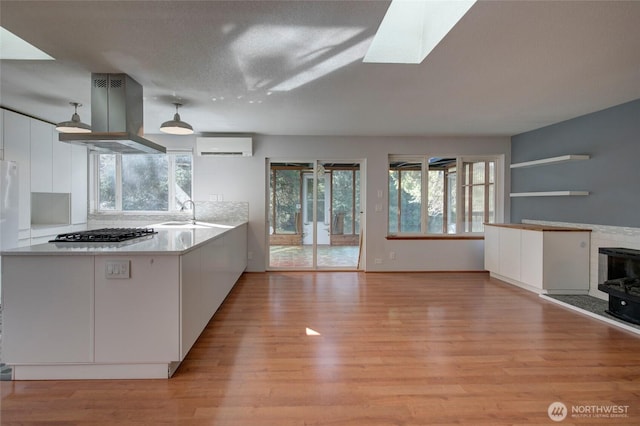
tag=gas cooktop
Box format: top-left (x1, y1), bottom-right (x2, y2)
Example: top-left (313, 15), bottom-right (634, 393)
top-left (49, 228), bottom-right (157, 243)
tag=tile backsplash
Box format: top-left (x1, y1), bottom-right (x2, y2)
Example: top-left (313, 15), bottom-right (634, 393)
top-left (88, 201), bottom-right (249, 229)
top-left (523, 219), bottom-right (640, 300)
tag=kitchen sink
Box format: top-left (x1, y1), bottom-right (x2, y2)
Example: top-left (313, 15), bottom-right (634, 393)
top-left (151, 221), bottom-right (234, 229)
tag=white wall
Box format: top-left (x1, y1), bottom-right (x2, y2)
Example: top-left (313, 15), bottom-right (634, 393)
top-left (149, 134), bottom-right (511, 272)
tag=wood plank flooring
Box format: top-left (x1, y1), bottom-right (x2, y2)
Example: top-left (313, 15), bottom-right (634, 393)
top-left (2, 272), bottom-right (640, 425)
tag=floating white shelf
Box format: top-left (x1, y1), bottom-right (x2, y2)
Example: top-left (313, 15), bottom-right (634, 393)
top-left (510, 191), bottom-right (589, 197)
top-left (510, 154), bottom-right (589, 169)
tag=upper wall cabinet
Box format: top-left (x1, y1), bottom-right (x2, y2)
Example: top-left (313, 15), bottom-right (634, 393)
top-left (0, 110), bottom-right (4, 158)
top-left (30, 119), bottom-right (54, 192)
top-left (2, 108), bottom-right (89, 231)
top-left (53, 132), bottom-right (72, 193)
top-left (31, 120), bottom-right (73, 194)
top-left (71, 145), bottom-right (88, 224)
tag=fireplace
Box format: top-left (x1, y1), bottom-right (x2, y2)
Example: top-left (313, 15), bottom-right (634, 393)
top-left (598, 247), bottom-right (640, 325)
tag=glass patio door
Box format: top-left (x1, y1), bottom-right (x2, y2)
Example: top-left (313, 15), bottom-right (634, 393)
top-left (268, 160), bottom-right (361, 270)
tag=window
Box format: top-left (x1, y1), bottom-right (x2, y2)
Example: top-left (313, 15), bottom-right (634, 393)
top-left (95, 152), bottom-right (192, 212)
top-left (388, 155), bottom-right (498, 235)
top-left (388, 161), bottom-right (422, 233)
top-left (269, 162), bottom-right (360, 237)
top-left (270, 166), bottom-right (303, 234)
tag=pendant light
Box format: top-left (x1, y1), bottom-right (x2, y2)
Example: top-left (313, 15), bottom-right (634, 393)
top-left (160, 102), bottom-right (194, 135)
top-left (55, 102), bottom-right (91, 133)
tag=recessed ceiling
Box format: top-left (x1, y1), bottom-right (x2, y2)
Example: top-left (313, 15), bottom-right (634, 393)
top-left (1, 0), bottom-right (639, 137)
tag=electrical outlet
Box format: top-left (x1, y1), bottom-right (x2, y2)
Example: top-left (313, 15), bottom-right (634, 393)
top-left (247, 251), bottom-right (253, 260)
top-left (389, 251), bottom-right (396, 260)
top-left (374, 258), bottom-right (382, 264)
top-left (105, 260), bottom-right (131, 279)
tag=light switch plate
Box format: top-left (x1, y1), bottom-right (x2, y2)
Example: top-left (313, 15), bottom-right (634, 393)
top-left (105, 260), bottom-right (131, 279)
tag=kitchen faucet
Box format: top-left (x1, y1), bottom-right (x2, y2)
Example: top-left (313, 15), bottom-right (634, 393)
top-left (181, 199), bottom-right (196, 224)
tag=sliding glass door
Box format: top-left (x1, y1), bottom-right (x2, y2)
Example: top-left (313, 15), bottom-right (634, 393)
top-left (268, 160), bottom-right (361, 270)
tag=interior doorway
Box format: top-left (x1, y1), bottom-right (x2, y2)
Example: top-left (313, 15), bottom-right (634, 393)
top-left (268, 160), bottom-right (362, 270)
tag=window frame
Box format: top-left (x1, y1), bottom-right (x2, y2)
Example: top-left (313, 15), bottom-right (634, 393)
top-left (388, 154), bottom-right (503, 237)
top-left (90, 150), bottom-right (193, 214)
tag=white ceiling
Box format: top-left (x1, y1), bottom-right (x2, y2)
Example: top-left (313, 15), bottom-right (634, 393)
top-left (1, 0), bottom-right (640, 138)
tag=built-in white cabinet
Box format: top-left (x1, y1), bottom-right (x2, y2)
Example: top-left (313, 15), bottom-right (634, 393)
top-left (2, 256), bottom-right (95, 363)
top-left (181, 248), bottom-right (203, 357)
top-left (180, 225), bottom-right (248, 359)
top-left (71, 145), bottom-right (88, 224)
top-left (53, 133), bottom-right (72, 192)
top-left (2, 110), bottom-right (31, 235)
top-left (30, 119), bottom-right (54, 192)
top-left (498, 226), bottom-right (522, 282)
top-left (484, 224), bottom-right (590, 294)
top-left (30, 118), bottom-right (74, 193)
top-left (94, 256), bottom-right (181, 363)
top-left (2, 108), bottom-right (88, 241)
top-left (0, 110), bottom-right (4, 159)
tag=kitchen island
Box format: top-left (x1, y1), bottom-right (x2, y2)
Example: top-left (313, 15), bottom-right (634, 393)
top-left (1, 222), bottom-right (247, 380)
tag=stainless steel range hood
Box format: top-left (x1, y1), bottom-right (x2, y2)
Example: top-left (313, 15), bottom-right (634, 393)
top-left (59, 73), bottom-right (166, 154)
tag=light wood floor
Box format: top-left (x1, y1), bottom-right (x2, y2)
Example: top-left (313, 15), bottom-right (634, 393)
top-left (2, 272), bottom-right (640, 425)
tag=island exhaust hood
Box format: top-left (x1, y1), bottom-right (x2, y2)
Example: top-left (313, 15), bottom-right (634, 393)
top-left (59, 73), bottom-right (166, 154)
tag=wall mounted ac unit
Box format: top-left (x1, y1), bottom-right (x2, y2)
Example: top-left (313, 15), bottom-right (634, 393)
top-left (196, 137), bottom-right (252, 157)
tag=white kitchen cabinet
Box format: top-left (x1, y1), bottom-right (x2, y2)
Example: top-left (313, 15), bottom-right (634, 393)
top-left (2, 256), bottom-right (94, 363)
top-left (181, 247), bottom-right (203, 358)
top-left (70, 145), bottom-right (88, 224)
top-left (498, 227), bottom-right (522, 282)
top-left (520, 230), bottom-right (544, 288)
top-left (3, 109), bottom-right (86, 231)
top-left (52, 133), bottom-right (72, 192)
top-left (30, 119), bottom-right (53, 192)
top-left (484, 224), bottom-right (590, 294)
top-left (201, 235), bottom-right (227, 322)
top-left (31, 120), bottom-right (75, 197)
top-left (3, 110), bottom-right (31, 232)
top-left (180, 225), bottom-right (248, 359)
top-left (0, 110), bottom-right (4, 158)
top-left (31, 120), bottom-right (73, 194)
top-left (483, 225), bottom-right (500, 273)
top-left (94, 256), bottom-right (181, 363)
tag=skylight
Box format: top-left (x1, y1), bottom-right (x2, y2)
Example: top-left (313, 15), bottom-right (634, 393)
top-left (0, 27), bottom-right (54, 60)
top-left (364, 0), bottom-right (476, 64)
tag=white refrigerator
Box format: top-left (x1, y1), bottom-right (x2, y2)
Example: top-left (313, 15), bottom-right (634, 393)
top-left (1, 160), bottom-right (19, 300)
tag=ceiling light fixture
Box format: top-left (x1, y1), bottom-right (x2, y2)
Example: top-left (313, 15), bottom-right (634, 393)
top-left (160, 103), bottom-right (194, 135)
top-left (55, 102), bottom-right (91, 133)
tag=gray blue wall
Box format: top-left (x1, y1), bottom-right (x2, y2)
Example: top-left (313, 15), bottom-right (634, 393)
top-left (511, 98), bottom-right (640, 227)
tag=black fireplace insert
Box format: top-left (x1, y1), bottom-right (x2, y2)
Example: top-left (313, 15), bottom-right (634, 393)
top-left (598, 247), bottom-right (640, 325)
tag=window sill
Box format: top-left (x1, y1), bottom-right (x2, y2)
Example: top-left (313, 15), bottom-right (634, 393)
top-left (386, 234), bottom-right (484, 240)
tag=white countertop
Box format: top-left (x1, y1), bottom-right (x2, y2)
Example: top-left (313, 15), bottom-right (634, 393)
top-left (1, 222), bottom-right (247, 256)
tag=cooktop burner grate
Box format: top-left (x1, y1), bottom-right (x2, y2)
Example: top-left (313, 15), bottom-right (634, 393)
top-left (49, 228), bottom-right (157, 243)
